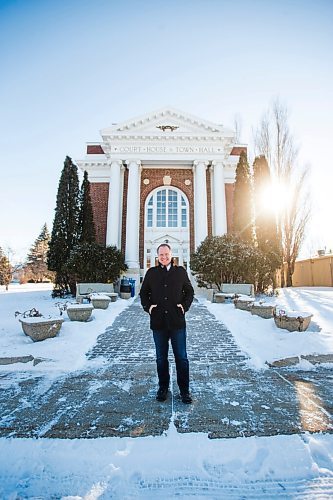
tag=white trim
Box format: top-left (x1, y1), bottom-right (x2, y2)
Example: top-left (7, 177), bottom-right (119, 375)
top-left (193, 160), bottom-right (209, 249)
top-left (125, 160), bottom-right (141, 269)
top-left (106, 160), bottom-right (122, 247)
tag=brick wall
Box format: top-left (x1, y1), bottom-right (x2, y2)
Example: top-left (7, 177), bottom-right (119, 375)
top-left (90, 183), bottom-right (109, 244)
top-left (139, 168), bottom-right (194, 268)
top-left (225, 183), bottom-right (234, 232)
top-left (87, 145), bottom-right (105, 154)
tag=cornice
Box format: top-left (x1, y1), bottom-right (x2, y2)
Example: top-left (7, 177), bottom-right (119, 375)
top-left (104, 134), bottom-right (226, 141)
top-left (77, 160), bottom-right (109, 168)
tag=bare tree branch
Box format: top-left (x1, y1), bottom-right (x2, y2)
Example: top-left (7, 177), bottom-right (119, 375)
top-left (253, 98), bottom-right (310, 286)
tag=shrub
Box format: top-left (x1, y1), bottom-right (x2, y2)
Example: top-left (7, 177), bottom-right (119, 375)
top-left (65, 242), bottom-right (127, 283)
top-left (191, 234), bottom-right (279, 292)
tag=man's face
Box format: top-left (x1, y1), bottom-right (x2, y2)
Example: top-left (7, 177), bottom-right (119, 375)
top-left (158, 245), bottom-right (172, 266)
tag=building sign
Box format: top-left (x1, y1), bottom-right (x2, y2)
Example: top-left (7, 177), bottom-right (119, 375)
top-left (110, 145), bottom-right (223, 154)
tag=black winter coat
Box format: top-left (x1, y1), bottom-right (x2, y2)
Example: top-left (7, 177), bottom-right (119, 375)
top-left (140, 264), bottom-right (194, 330)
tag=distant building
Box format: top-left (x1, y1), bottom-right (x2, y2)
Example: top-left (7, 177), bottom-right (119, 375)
top-left (77, 107), bottom-right (246, 278)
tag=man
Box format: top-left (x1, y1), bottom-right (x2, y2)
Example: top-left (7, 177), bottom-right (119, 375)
top-left (140, 243), bottom-right (194, 404)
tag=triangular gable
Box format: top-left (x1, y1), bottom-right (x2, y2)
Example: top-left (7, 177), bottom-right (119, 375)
top-left (151, 234), bottom-right (182, 245)
top-left (101, 107), bottom-right (232, 137)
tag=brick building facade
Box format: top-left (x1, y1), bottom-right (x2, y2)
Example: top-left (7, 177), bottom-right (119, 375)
top-left (77, 108), bottom-right (246, 280)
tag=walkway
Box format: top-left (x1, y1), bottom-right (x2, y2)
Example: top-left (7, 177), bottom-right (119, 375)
top-left (1, 298), bottom-right (333, 498)
top-left (0, 298), bottom-right (332, 439)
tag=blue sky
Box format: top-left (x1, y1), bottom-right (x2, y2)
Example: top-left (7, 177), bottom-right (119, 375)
top-left (1, 0), bottom-right (332, 260)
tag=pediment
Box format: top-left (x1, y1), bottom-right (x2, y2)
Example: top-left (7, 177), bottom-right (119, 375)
top-left (151, 234), bottom-right (182, 245)
top-left (101, 107), bottom-right (231, 138)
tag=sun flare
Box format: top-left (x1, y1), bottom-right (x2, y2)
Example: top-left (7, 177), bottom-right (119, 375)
top-left (259, 181), bottom-right (292, 216)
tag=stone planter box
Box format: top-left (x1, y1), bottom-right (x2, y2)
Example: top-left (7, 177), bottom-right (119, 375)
top-left (234, 297), bottom-right (255, 311)
top-left (19, 317), bottom-right (64, 342)
top-left (273, 311), bottom-right (313, 332)
top-left (67, 304), bottom-right (94, 322)
top-left (106, 292), bottom-right (118, 302)
top-left (90, 293), bottom-right (111, 309)
top-left (251, 302), bottom-right (276, 319)
top-left (214, 293), bottom-right (225, 303)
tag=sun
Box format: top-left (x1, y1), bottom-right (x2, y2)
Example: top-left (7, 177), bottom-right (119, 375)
top-left (258, 181), bottom-right (292, 216)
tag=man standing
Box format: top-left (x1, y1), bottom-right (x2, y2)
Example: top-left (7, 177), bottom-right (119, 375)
top-left (140, 243), bottom-right (194, 403)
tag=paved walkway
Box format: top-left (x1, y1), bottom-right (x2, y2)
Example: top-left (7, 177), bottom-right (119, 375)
top-left (0, 298), bottom-right (332, 440)
top-left (1, 298), bottom-right (333, 497)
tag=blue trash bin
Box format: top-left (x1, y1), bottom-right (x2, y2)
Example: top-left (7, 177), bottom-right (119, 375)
top-left (128, 278), bottom-right (136, 297)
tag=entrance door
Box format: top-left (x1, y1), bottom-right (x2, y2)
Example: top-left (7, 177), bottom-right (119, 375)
top-left (144, 187), bottom-right (190, 271)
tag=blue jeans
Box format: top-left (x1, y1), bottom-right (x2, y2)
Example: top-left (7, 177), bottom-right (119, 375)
top-left (152, 328), bottom-right (189, 393)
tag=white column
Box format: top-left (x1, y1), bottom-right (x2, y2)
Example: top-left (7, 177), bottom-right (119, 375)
top-left (193, 160), bottom-right (209, 249)
top-left (212, 160), bottom-right (227, 235)
top-left (106, 160), bottom-right (122, 247)
top-left (125, 159), bottom-right (141, 269)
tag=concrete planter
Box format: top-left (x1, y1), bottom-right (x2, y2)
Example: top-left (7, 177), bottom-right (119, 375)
top-left (90, 293), bottom-right (111, 309)
top-left (106, 292), bottom-right (118, 302)
top-left (273, 311), bottom-right (313, 332)
top-left (19, 317), bottom-right (64, 342)
top-left (214, 293), bottom-right (225, 303)
top-left (251, 303), bottom-right (276, 319)
top-left (67, 304), bottom-right (94, 322)
top-left (234, 297), bottom-right (255, 311)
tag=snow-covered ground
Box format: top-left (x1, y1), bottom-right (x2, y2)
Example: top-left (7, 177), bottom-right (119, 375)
top-left (0, 283), bottom-right (134, 374)
top-left (207, 286), bottom-right (333, 370)
top-left (0, 284), bottom-right (333, 498)
top-left (1, 284), bottom-right (333, 374)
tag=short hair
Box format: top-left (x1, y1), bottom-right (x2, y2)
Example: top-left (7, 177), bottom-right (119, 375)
top-left (157, 243), bottom-right (171, 254)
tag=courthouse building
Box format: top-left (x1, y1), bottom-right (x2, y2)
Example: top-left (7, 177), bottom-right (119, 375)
top-left (77, 107), bottom-right (246, 278)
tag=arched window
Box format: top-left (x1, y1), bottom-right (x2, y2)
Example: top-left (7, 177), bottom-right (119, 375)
top-left (146, 188), bottom-right (188, 229)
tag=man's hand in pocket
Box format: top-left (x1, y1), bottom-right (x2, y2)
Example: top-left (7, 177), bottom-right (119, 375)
top-left (149, 304), bottom-right (157, 315)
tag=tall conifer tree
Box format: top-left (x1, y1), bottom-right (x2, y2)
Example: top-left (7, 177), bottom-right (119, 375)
top-left (253, 156), bottom-right (279, 249)
top-left (78, 171), bottom-right (96, 243)
top-left (26, 223), bottom-right (54, 282)
top-left (48, 156), bottom-right (80, 291)
top-left (0, 246), bottom-right (12, 290)
top-left (253, 155), bottom-right (281, 290)
top-left (233, 151), bottom-right (253, 242)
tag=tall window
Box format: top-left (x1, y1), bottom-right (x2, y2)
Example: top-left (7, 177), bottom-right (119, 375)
top-left (146, 188), bottom-right (188, 229)
top-left (156, 190), bottom-right (166, 227)
top-left (181, 196), bottom-right (187, 228)
top-left (147, 196), bottom-right (153, 227)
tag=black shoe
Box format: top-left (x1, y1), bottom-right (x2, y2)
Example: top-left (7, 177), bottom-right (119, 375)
top-left (180, 392), bottom-right (193, 404)
top-left (156, 387), bottom-right (168, 401)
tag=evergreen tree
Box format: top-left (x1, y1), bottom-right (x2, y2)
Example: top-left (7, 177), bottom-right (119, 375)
top-left (252, 156), bottom-right (280, 249)
top-left (78, 170), bottom-right (96, 243)
top-left (252, 155), bottom-right (281, 291)
top-left (25, 224), bottom-right (54, 282)
top-left (66, 242), bottom-right (127, 283)
top-left (48, 156), bottom-right (80, 292)
top-left (0, 246), bottom-right (12, 290)
top-left (233, 151), bottom-right (253, 242)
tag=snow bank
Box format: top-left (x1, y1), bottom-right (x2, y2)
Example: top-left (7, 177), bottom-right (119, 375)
top-left (206, 287), bottom-right (333, 370)
top-left (0, 283), bottom-right (133, 374)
